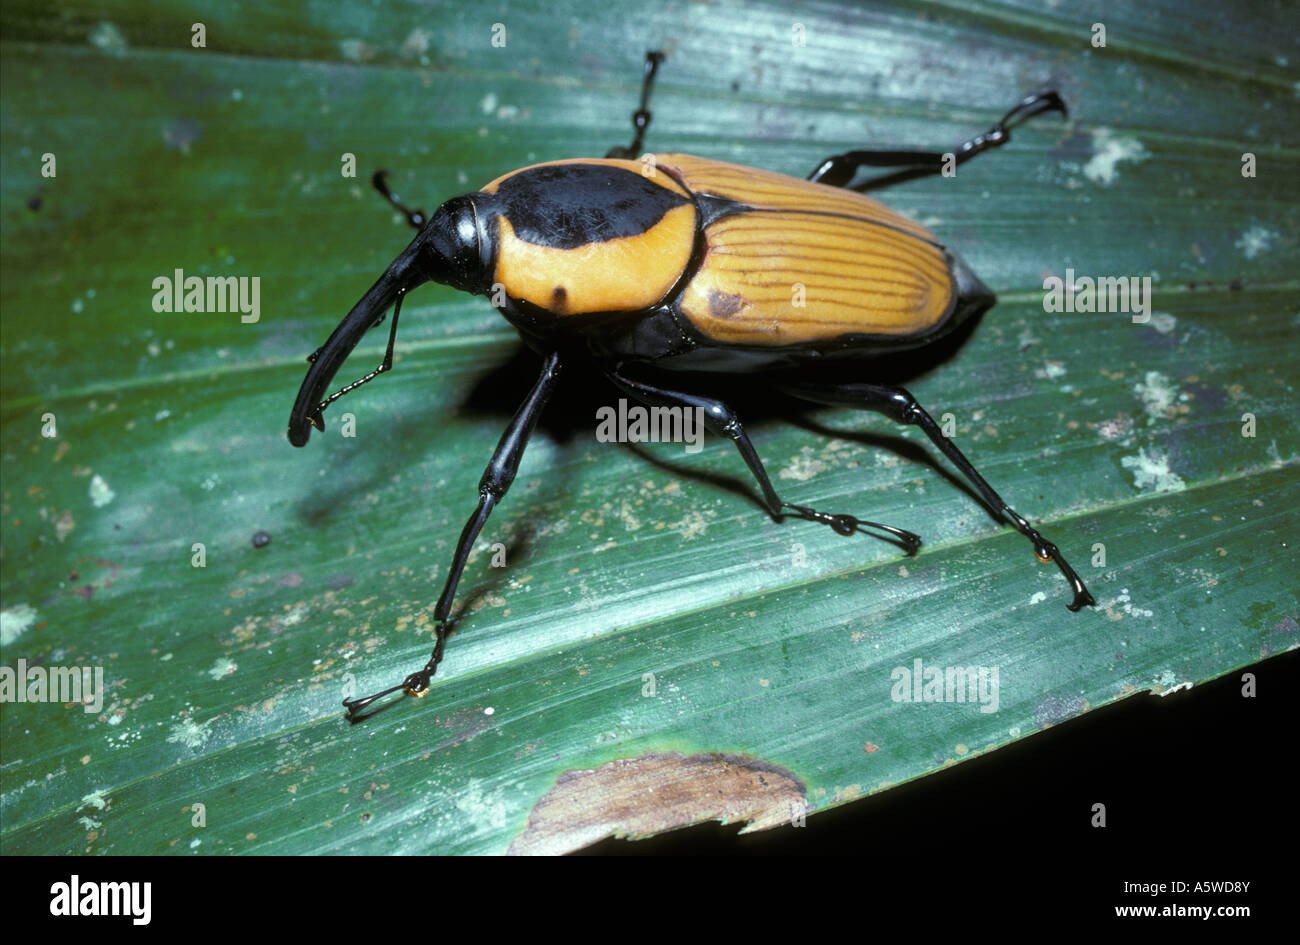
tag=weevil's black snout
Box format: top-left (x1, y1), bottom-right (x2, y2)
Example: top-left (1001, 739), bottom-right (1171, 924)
top-left (287, 416), bottom-right (312, 447)
top-left (288, 233), bottom-right (439, 448)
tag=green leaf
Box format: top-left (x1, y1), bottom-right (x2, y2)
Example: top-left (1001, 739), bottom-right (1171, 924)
top-left (2, 0), bottom-right (1296, 855)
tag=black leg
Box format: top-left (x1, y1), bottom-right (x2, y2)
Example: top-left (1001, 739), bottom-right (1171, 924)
top-left (807, 91), bottom-right (1067, 190)
top-left (782, 381), bottom-right (1095, 611)
top-left (605, 51), bottom-right (667, 159)
top-left (606, 365), bottom-right (922, 552)
top-left (372, 169), bottom-right (427, 229)
top-left (343, 350), bottom-right (563, 718)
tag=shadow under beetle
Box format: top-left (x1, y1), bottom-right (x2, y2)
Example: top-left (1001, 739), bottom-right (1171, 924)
top-left (288, 51), bottom-right (1096, 718)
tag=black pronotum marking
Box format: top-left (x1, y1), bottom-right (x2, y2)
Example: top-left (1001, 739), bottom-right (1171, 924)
top-left (494, 163), bottom-right (690, 250)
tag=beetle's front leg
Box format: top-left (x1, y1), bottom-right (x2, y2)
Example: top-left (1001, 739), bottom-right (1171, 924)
top-left (342, 350), bottom-right (563, 719)
top-left (605, 366), bottom-right (921, 553)
top-left (782, 381), bottom-right (1095, 612)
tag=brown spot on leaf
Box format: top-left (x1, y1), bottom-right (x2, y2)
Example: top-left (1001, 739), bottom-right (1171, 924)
top-left (508, 751), bottom-right (806, 855)
top-left (1271, 615), bottom-right (1299, 635)
top-left (432, 706), bottom-right (492, 749)
top-left (707, 290), bottom-right (745, 320)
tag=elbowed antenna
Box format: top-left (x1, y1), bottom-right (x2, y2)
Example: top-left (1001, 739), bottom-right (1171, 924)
top-left (287, 234), bottom-right (431, 447)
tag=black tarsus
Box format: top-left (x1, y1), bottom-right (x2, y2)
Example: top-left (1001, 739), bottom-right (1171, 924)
top-left (807, 90), bottom-right (1068, 190)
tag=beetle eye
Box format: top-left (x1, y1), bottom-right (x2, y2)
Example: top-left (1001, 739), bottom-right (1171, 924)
top-left (423, 196), bottom-right (487, 294)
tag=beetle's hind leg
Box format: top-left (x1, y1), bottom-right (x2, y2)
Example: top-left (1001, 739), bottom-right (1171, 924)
top-left (372, 169), bottom-right (428, 229)
top-left (605, 366), bottom-right (921, 554)
top-left (807, 90), bottom-right (1067, 190)
top-left (781, 381), bottom-right (1095, 611)
top-left (605, 51), bottom-right (667, 159)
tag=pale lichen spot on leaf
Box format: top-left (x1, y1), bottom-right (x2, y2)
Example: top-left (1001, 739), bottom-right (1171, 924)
top-left (78, 788), bottom-right (110, 811)
top-left (89, 474), bottom-right (115, 508)
top-left (1234, 224), bottom-right (1277, 260)
top-left (1121, 447), bottom-right (1186, 493)
top-left (166, 717), bottom-right (214, 750)
top-left (0, 603), bottom-right (38, 645)
top-left (207, 658), bottom-right (237, 680)
top-left (87, 21), bottom-right (128, 56)
top-left (1082, 128), bottom-right (1150, 186)
top-left (1133, 370), bottom-right (1179, 423)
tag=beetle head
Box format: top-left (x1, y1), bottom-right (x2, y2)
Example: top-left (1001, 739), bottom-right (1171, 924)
top-left (421, 195), bottom-right (490, 295)
top-left (287, 196), bottom-right (493, 448)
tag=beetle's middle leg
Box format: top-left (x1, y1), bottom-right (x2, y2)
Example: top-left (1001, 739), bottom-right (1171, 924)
top-left (806, 90), bottom-right (1067, 190)
top-left (780, 381), bottom-right (1095, 611)
top-left (605, 366), bottom-right (921, 553)
top-left (342, 350), bottom-right (563, 718)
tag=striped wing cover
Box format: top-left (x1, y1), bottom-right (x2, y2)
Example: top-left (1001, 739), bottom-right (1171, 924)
top-left (658, 154), bottom-right (956, 346)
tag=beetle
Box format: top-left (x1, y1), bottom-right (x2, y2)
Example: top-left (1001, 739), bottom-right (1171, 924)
top-left (288, 52), bottom-right (1095, 718)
